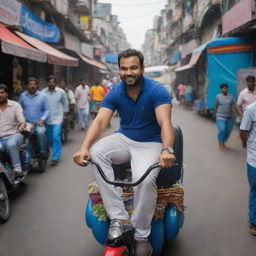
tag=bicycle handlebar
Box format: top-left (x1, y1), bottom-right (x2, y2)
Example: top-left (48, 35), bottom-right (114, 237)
top-left (85, 159), bottom-right (175, 187)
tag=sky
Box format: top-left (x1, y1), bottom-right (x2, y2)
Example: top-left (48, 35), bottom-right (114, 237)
top-left (98, 0), bottom-right (168, 50)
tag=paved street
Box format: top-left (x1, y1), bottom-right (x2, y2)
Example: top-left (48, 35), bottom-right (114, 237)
top-left (0, 105), bottom-right (256, 256)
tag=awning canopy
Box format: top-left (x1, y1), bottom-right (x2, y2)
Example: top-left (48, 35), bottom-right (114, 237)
top-left (0, 24), bottom-right (47, 62)
top-left (15, 31), bottom-right (78, 67)
top-left (80, 54), bottom-right (108, 70)
top-left (175, 42), bottom-right (208, 72)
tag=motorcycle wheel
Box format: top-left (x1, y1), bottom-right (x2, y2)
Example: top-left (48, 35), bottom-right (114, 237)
top-left (38, 158), bottom-right (47, 173)
top-left (0, 177), bottom-right (11, 223)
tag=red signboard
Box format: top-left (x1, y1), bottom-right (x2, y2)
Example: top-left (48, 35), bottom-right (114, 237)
top-left (222, 0), bottom-right (254, 35)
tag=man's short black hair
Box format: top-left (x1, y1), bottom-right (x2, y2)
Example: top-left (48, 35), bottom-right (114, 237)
top-left (46, 75), bottom-right (56, 82)
top-left (118, 49), bottom-right (144, 67)
top-left (220, 83), bottom-right (228, 89)
top-left (246, 75), bottom-right (255, 82)
top-left (0, 84), bottom-right (8, 92)
top-left (27, 77), bottom-right (38, 84)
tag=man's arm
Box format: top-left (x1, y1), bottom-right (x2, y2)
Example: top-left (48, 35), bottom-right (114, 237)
top-left (69, 90), bottom-right (76, 105)
top-left (240, 107), bottom-right (252, 147)
top-left (16, 103), bottom-right (26, 131)
top-left (155, 104), bottom-right (176, 168)
top-left (236, 93), bottom-right (244, 117)
top-left (61, 91), bottom-right (69, 121)
top-left (38, 96), bottom-right (50, 126)
top-left (240, 130), bottom-right (249, 147)
top-left (73, 107), bottom-right (114, 166)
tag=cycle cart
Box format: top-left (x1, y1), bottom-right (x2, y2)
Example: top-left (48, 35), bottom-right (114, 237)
top-left (85, 125), bottom-right (184, 255)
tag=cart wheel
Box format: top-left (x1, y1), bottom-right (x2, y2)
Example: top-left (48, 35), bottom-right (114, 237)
top-left (91, 214), bottom-right (109, 245)
top-left (149, 219), bottom-right (165, 255)
top-left (164, 206), bottom-right (183, 241)
top-left (85, 200), bottom-right (93, 228)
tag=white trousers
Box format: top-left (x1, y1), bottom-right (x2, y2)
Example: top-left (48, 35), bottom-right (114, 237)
top-left (90, 133), bottom-right (162, 239)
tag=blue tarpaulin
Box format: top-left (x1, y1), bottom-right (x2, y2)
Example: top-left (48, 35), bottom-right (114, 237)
top-left (206, 37), bottom-right (253, 109)
top-left (169, 51), bottom-right (181, 65)
top-left (20, 6), bottom-right (60, 43)
top-left (104, 53), bottom-right (118, 63)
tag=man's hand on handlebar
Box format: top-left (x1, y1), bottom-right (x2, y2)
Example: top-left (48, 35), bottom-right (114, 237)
top-left (73, 149), bottom-right (91, 166)
top-left (159, 150), bottom-right (176, 168)
top-left (18, 122), bottom-right (26, 132)
top-left (37, 120), bottom-right (44, 127)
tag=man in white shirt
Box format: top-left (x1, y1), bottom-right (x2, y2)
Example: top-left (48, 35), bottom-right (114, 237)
top-left (240, 101), bottom-right (256, 236)
top-left (237, 75), bottom-right (256, 116)
top-left (75, 79), bottom-right (90, 130)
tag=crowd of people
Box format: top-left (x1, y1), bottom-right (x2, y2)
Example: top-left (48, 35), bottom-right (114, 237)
top-left (1, 47), bottom-right (256, 253)
top-left (0, 75), bottom-right (114, 176)
top-left (177, 75), bottom-right (256, 236)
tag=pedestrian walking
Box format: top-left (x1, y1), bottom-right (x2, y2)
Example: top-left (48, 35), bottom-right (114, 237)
top-left (185, 83), bottom-right (193, 109)
top-left (90, 81), bottom-right (105, 116)
top-left (75, 79), bottom-right (90, 130)
top-left (214, 84), bottom-right (236, 150)
top-left (19, 77), bottom-right (50, 159)
top-left (177, 83), bottom-right (185, 106)
top-left (237, 75), bottom-right (256, 117)
top-left (42, 76), bottom-right (69, 166)
top-left (59, 79), bottom-right (76, 106)
top-left (240, 101), bottom-right (256, 236)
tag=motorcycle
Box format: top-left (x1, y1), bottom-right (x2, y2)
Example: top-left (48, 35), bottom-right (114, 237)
top-left (24, 124), bottom-right (49, 173)
top-left (84, 125), bottom-right (184, 255)
top-left (0, 137), bottom-right (30, 223)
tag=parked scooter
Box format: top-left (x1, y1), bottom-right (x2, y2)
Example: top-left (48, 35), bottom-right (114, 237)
top-left (0, 139), bottom-right (30, 223)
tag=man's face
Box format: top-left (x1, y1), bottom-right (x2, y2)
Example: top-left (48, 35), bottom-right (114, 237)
top-left (119, 56), bottom-right (144, 88)
top-left (27, 80), bottom-right (38, 94)
top-left (81, 80), bottom-right (86, 86)
top-left (47, 79), bottom-right (56, 90)
top-left (221, 86), bottom-right (228, 95)
top-left (247, 79), bottom-right (255, 91)
top-left (59, 80), bottom-right (66, 89)
top-left (0, 89), bottom-right (8, 103)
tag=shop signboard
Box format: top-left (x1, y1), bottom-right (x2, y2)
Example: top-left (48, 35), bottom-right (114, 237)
top-left (0, 0), bottom-right (21, 26)
top-left (81, 42), bottom-right (93, 58)
top-left (64, 33), bottom-right (80, 54)
top-left (20, 5), bottom-right (60, 42)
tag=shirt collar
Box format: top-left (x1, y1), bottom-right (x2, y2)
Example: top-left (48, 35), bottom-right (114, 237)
top-left (6, 99), bottom-right (13, 106)
top-left (121, 76), bottom-right (146, 95)
top-left (26, 91), bottom-right (39, 97)
top-left (246, 88), bottom-right (256, 94)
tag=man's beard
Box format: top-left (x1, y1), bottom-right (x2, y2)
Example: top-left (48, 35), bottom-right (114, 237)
top-left (120, 74), bottom-right (143, 88)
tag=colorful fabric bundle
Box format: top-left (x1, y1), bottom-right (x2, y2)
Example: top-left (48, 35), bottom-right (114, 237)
top-left (88, 181), bottom-right (184, 221)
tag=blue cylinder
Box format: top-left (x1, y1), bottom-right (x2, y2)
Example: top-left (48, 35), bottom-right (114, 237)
top-left (85, 200), bottom-right (93, 228)
top-left (91, 214), bottom-right (109, 245)
top-left (164, 206), bottom-right (183, 241)
top-left (149, 219), bottom-right (165, 256)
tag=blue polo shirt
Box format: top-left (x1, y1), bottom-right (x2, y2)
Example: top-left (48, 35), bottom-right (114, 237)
top-left (19, 91), bottom-right (50, 123)
top-left (101, 76), bottom-right (172, 142)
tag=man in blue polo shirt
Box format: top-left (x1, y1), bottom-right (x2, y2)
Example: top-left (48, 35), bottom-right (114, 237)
top-left (19, 77), bottom-right (50, 159)
top-left (73, 49), bottom-right (176, 255)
